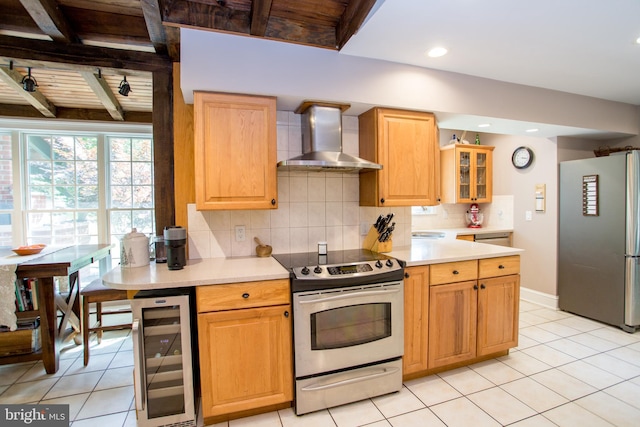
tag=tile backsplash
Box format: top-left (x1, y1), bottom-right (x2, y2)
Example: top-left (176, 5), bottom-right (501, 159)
top-left (411, 195), bottom-right (514, 230)
top-left (187, 111), bottom-right (412, 258)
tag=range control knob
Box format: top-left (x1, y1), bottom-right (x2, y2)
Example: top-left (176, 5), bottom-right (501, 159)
top-left (375, 260), bottom-right (383, 269)
top-left (301, 266), bottom-right (310, 275)
top-left (314, 266), bottom-right (322, 274)
top-left (385, 259), bottom-right (394, 267)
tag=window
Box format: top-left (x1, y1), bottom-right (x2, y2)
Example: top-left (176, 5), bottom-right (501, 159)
top-left (0, 122), bottom-right (153, 267)
top-left (0, 132), bottom-right (13, 246)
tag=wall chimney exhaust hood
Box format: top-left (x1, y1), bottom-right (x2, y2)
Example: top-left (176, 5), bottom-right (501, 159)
top-left (277, 102), bottom-right (382, 172)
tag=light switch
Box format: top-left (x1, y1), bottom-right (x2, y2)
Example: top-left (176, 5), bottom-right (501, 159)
top-left (525, 211), bottom-right (532, 221)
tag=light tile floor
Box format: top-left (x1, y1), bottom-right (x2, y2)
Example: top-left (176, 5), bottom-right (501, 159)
top-left (1, 300), bottom-right (640, 426)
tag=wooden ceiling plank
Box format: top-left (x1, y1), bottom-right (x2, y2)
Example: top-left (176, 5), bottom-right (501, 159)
top-left (19, 0), bottom-right (80, 44)
top-left (0, 66), bottom-right (57, 118)
top-left (336, 0), bottom-right (377, 50)
top-left (163, 1), bottom-right (251, 34)
top-left (0, 35), bottom-right (171, 72)
top-left (139, 0), bottom-right (168, 55)
top-left (250, 0), bottom-right (273, 36)
top-left (79, 70), bottom-right (124, 121)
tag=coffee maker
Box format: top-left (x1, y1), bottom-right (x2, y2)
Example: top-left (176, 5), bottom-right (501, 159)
top-left (164, 226), bottom-right (187, 270)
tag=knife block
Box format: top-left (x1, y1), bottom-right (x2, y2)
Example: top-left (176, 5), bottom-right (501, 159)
top-left (362, 226), bottom-right (393, 253)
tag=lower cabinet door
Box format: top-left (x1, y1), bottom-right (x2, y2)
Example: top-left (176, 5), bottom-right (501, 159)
top-left (403, 265), bottom-right (430, 375)
top-left (477, 274), bottom-right (520, 356)
top-left (198, 305), bottom-right (293, 420)
top-left (428, 281), bottom-right (477, 369)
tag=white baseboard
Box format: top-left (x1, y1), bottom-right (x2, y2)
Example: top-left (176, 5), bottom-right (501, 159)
top-left (521, 286), bottom-right (558, 310)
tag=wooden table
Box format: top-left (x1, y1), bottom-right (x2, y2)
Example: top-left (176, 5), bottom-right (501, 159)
top-left (11, 244), bottom-right (112, 373)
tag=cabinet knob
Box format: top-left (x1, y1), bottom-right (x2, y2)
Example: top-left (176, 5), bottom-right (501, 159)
top-left (271, 199), bottom-right (276, 205)
top-left (284, 311), bottom-right (289, 318)
top-left (473, 284), bottom-right (478, 290)
top-left (452, 270), bottom-right (459, 275)
top-left (480, 284), bottom-right (486, 289)
top-left (498, 265), bottom-right (505, 269)
top-left (242, 293), bottom-right (250, 299)
top-left (404, 272), bottom-right (410, 278)
top-left (380, 198), bottom-right (385, 204)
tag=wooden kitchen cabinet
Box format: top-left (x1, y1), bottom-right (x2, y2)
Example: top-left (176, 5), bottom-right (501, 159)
top-left (427, 256), bottom-right (520, 370)
top-left (196, 279), bottom-right (292, 424)
top-left (440, 144), bottom-right (494, 204)
top-left (403, 265), bottom-right (430, 376)
top-left (358, 108), bottom-right (440, 207)
top-left (194, 92), bottom-right (278, 210)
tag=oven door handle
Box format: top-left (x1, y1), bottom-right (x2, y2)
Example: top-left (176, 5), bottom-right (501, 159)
top-left (300, 366), bottom-right (400, 391)
top-left (297, 287), bottom-right (400, 304)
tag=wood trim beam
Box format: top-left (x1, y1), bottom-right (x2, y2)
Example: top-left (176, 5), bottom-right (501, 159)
top-left (0, 35), bottom-right (171, 72)
top-left (79, 71), bottom-right (124, 121)
top-left (0, 66), bottom-right (56, 118)
top-left (336, 0), bottom-right (377, 50)
top-left (152, 68), bottom-right (175, 233)
top-left (19, 0), bottom-right (80, 43)
top-left (250, 0), bottom-right (273, 37)
top-left (140, 0), bottom-right (168, 55)
top-left (0, 103), bottom-right (152, 123)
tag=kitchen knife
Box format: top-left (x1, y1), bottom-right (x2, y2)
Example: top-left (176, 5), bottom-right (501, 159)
top-left (374, 215), bottom-right (384, 231)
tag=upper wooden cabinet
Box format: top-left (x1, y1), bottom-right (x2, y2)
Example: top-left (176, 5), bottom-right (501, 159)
top-left (358, 108), bottom-right (440, 207)
top-left (194, 92), bottom-right (278, 210)
top-left (440, 144), bottom-right (494, 204)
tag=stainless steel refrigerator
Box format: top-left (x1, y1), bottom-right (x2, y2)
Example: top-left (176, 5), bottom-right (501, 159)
top-left (559, 150), bottom-right (640, 332)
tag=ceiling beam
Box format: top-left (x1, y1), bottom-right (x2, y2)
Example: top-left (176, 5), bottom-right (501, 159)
top-left (18, 0), bottom-right (80, 44)
top-left (336, 0), bottom-right (377, 50)
top-left (0, 103), bottom-right (152, 123)
top-left (0, 35), bottom-right (171, 72)
top-left (79, 70), bottom-right (124, 121)
top-left (140, 0), bottom-right (168, 55)
top-left (0, 66), bottom-right (57, 118)
top-left (250, 0), bottom-right (273, 37)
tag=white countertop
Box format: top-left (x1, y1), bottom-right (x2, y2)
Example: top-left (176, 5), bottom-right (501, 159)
top-left (388, 238), bottom-right (523, 267)
top-left (103, 239), bottom-right (523, 289)
top-left (102, 256), bottom-right (290, 290)
top-left (413, 227), bottom-right (514, 240)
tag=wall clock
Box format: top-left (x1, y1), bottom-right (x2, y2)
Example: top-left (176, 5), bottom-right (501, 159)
top-left (512, 146), bottom-right (534, 169)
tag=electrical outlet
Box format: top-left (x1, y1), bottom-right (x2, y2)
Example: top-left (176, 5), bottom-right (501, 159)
top-left (525, 211), bottom-right (532, 221)
top-left (235, 225), bottom-right (246, 242)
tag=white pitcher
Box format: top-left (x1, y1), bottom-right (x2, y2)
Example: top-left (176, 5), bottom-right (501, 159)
top-left (121, 228), bottom-right (150, 268)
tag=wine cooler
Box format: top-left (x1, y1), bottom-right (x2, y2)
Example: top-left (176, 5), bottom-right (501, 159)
top-left (132, 290), bottom-right (196, 427)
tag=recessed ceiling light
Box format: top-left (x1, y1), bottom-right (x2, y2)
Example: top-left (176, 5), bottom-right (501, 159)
top-left (426, 47), bottom-right (448, 58)
top-left (478, 123), bottom-right (491, 128)
top-left (525, 128), bottom-right (539, 133)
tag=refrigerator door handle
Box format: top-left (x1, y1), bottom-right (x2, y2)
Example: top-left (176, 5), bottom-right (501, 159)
top-left (132, 319), bottom-right (146, 411)
top-left (627, 151), bottom-right (640, 255)
top-left (625, 257), bottom-right (640, 328)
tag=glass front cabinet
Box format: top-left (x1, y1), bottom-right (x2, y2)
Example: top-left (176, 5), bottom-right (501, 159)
top-left (440, 144), bottom-right (494, 204)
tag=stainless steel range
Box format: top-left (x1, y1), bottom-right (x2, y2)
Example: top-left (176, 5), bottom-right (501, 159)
top-left (273, 250), bottom-right (405, 415)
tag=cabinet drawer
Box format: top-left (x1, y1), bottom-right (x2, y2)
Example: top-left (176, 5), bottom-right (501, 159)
top-left (430, 260), bottom-right (478, 285)
top-left (197, 279), bottom-right (290, 313)
top-left (478, 256), bottom-right (520, 278)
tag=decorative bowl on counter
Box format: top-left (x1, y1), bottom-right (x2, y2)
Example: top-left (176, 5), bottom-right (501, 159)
top-left (12, 244), bottom-right (46, 256)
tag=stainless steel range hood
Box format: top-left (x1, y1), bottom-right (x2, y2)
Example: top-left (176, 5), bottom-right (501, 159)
top-left (277, 102), bottom-right (382, 172)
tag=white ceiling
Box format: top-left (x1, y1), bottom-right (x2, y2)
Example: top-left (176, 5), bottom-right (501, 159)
top-left (342, 0), bottom-right (640, 106)
top-left (336, 0), bottom-right (640, 138)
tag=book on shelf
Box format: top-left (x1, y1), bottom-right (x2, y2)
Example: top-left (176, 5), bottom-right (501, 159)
top-left (13, 279), bottom-right (39, 312)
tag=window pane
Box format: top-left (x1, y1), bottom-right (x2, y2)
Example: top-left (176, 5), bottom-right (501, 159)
top-left (110, 210), bottom-right (132, 234)
top-left (52, 135), bottom-right (75, 160)
top-left (111, 162), bottom-right (132, 185)
top-left (133, 186), bottom-right (153, 208)
top-left (132, 138), bottom-right (152, 161)
top-left (54, 186), bottom-right (76, 209)
top-left (110, 138), bottom-right (131, 161)
top-left (27, 135), bottom-right (52, 160)
top-left (76, 137), bottom-right (98, 160)
top-left (29, 186), bottom-right (52, 209)
top-left (132, 162), bottom-right (152, 185)
top-left (78, 185), bottom-right (98, 208)
top-left (27, 212), bottom-right (52, 244)
top-left (0, 133), bottom-right (13, 210)
top-left (111, 185), bottom-right (132, 208)
top-left (29, 161), bottom-right (52, 185)
top-left (77, 161), bottom-right (98, 184)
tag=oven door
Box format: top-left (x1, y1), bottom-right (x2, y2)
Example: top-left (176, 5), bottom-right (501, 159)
top-left (293, 282), bottom-right (404, 378)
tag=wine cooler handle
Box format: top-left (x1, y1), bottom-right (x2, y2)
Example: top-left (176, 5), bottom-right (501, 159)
top-left (132, 319), bottom-right (146, 411)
